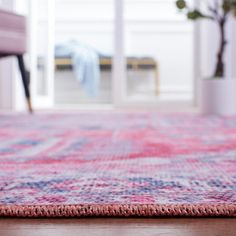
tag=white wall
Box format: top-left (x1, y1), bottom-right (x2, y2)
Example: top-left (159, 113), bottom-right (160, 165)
top-left (4, 0), bottom-right (235, 109)
top-left (228, 17), bottom-right (236, 78)
top-left (233, 25), bottom-right (236, 78)
top-left (36, 0), bottom-right (194, 98)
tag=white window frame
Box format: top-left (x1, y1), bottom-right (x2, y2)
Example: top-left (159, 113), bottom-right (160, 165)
top-left (29, 0), bottom-right (55, 109)
top-left (113, 0), bottom-right (199, 109)
top-left (26, 0), bottom-right (200, 111)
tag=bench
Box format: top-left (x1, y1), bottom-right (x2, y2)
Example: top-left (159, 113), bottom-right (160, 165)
top-left (54, 56), bottom-right (160, 95)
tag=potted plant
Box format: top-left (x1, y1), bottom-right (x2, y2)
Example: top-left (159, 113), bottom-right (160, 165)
top-left (176, 0), bottom-right (236, 115)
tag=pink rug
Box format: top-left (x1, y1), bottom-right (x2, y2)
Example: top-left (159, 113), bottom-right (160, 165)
top-left (0, 112), bottom-right (235, 217)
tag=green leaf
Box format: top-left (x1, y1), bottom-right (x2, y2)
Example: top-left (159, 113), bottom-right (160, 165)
top-left (187, 10), bottom-right (205, 20)
top-left (176, 0), bottom-right (187, 10)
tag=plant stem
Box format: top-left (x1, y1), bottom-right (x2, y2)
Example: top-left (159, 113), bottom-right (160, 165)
top-left (213, 18), bottom-right (227, 78)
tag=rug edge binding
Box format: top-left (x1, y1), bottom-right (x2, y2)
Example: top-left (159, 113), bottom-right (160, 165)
top-left (0, 204), bottom-right (235, 217)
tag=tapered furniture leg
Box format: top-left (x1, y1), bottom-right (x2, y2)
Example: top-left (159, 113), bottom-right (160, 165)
top-left (154, 63), bottom-right (160, 96)
top-left (17, 55), bottom-right (33, 113)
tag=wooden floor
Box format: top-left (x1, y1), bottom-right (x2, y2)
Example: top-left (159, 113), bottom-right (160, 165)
top-left (0, 218), bottom-right (236, 236)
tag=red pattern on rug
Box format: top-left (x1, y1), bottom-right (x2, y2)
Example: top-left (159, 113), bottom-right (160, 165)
top-left (0, 112), bottom-right (235, 217)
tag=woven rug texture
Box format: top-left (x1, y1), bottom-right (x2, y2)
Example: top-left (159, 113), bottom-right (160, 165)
top-left (0, 112), bottom-right (235, 217)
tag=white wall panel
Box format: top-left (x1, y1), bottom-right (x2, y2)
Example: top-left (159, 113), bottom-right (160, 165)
top-left (36, 0), bottom-right (194, 99)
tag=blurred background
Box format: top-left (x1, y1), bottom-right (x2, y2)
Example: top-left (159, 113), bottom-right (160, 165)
top-left (0, 0), bottom-right (235, 111)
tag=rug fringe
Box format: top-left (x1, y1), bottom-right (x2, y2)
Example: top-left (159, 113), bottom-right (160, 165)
top-left (0, 204), bottom-right (235, 217)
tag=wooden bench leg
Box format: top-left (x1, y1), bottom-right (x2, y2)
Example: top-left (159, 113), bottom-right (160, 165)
top-left (17, 55), bottom-right (33, 113)
top-left (154, 64), bottom-right (160, 96)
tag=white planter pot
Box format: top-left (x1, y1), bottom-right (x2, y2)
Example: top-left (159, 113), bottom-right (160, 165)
top-left (201, 78), bottom-right (236, 115)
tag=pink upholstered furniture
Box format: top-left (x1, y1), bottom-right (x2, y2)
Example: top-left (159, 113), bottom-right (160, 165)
top-left (0, 9), bottom-right (32, 112)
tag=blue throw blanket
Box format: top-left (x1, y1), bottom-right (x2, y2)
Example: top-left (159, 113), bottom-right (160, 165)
top-left (55, 40), bottom-right (100, 97)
